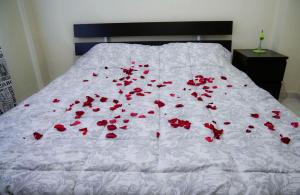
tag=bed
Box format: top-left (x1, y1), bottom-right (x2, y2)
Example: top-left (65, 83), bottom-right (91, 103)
top-left (1, 21), bottom-right (300, 195)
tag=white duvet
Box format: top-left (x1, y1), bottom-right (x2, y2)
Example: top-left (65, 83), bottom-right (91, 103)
top-left (0, 43), bottom-right (300, 195)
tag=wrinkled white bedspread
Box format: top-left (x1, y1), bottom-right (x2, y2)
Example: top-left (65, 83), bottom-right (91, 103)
top-left (0, 43), bottom-right (300, 195)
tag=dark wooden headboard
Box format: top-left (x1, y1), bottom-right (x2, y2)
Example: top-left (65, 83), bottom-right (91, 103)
top-left (74, 21), bottom-right (233, 55)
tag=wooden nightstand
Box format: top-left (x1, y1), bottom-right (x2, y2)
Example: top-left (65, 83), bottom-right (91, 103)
top-left (232, 49), bottom-right (288, 99)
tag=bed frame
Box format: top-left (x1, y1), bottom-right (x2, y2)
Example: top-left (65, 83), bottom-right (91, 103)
top-left (74, 21), bottom-right (233, 56)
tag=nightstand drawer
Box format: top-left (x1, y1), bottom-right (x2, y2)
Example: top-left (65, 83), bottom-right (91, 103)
top-left (256, 82), bottom-right (282, 99)
top-left (246, 59), bottom-right (287, 82)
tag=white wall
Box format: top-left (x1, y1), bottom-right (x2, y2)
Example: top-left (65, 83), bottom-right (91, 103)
top-left (271, 0), bottom-right (300, 93)
top-left (2, 0), bottom-right (300, 100)
top-left (0, 0), bottom-right (39, 102)
top-left (30, 0), bottom-right (278, 81)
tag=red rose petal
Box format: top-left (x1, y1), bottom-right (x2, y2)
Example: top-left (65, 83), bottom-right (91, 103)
top-left (169, 118), bottom-right (191, 130)
top-left (75, 111), bottom-right (85, 119)
top-left (191, 92), bottom-right (198, 97)
top-left (123, 119), bottom-right (129, 123)
top-left (251, 113), bottom-right (259, 118)
top-left (148, 110), bottom-right (155, 114)
top-left (52, 98), bottom-right (60, 103)
top-left (264, 121), bottom-right (275, 131)
top-left (154, 100), bottom-right (165, 108)
top-left (93, 107), bottom-right (100, 112)
top-left (246, 129), bottom-right (252, 133)
top-left (221, 76), bottom-right (227, 80)
top-left (175, 104), bottom-right (184, 108)
top-left (109, 119), bottom-right (117, 124)
top-left (280, 135), bottom-right (291, 144)
top-left (33, 132), bottom-right (43, 140)
top-left (97, 120), bottom-right (108, 126)
top-left (156, 132), bottom-right (160, 138)
top-left (206, 103), bottom-right (217, 110)
top-left (224, 122), bottom-right (231, 125)
top-left (79, 128), bottom-right (88, 135)
top-left (138, 115), bottom-right (146, 118)
top-left (291, 122), bottom-right (299, 128)
top-left (100, 97), bottom-right (108, 102)
top-left (187, 79), bottom-right (196, 86)
top-left (248, 125), bottom-right (254, 129)
top-left (92, 72), bottom-right (98, 77)
top-left (130, 112), bottom-right (138, 117)
top-left (143, 70), bottom-right (149, 74)
top-left (106, 132), bottom-right (117, 139)
top-left (54, 124), bottom-right (66, 132)
top-left (107, 125), bottom-right (117, 131)
top-left (24, 104), bottom-right (30, 107)
top-left (120, 125), bottom-right (127, 130)
top-left (70, 121), bottom-right (81, 126)
top-left (205, 136), bottom-right (213, 142)
top-left (203, 123), bottom-right (224, 139)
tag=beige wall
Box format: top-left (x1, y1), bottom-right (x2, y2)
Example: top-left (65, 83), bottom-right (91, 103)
top-left (0, 0), bottom-right (39, 102)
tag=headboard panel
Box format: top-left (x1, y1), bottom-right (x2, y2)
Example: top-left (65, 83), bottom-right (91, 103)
top-left (74, 21), bottom-right (233, 55)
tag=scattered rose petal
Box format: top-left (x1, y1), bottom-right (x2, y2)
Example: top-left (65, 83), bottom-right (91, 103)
top-left (75, 111), bottom-right (85, 119)
top-left (100, 97), bottom-right (108, 102)
top-left (204, 123), bottom-right (224, 139)
top-left (24, 104), bottom-right (30, 107)
top-left (156, 132), bottom-right (160, 138)
top-left (107, 125), bottom-right (117, 131)
top-left (92, 72), bottom-right (98, 77)
top-left (33, 132), bottom-right (43, 140)
top-left (106, 132), bottom-right (117, 139)
top-left (79, 128), bottom-right (88, 135)
top-left (93, 107), bottom-right (100, 112)
top-left (130, 112), bottom-right (138, 117)
top-left (97, 120), bottom-right (108, 126)
top-left (54, 124), bottom-right (66, 132)
top-left (224, 122), bottom-right (231, 125)
top-left (120, 125), bottom-right (127, 130)
top-left (175, 104), bottom-right (184, 108)
top-left (221, 76), bottom-right (227, 80)
top-left (70, 121), bottom-right (81, 126)
top-left (280, 134), bottom-right (291, 144)
top-left (264, 121), bottom-right (275, 131)
top-left (291, 122), bottom-right (299, 128)
top-left (154, 100), bottom-right (165, 108)
top-left (109, 119), bottom-right (117, 124)
top-left (52, 98), bottom-right (60, 103)
top-left (169, 118), bottom-right (191, 129)
top-left (148, 110), bottom-right (155, 114)
top-left (251, 113), bottom-right (259, 118)
top-left (205, 136), bottom-right (213, 142)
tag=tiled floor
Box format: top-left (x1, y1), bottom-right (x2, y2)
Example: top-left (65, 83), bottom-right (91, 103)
top-left (280, 97), bottom-right (300, 117)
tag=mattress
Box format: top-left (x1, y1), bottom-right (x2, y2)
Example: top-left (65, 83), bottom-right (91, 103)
top-left (0, 43), bottom-right (300, 195)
